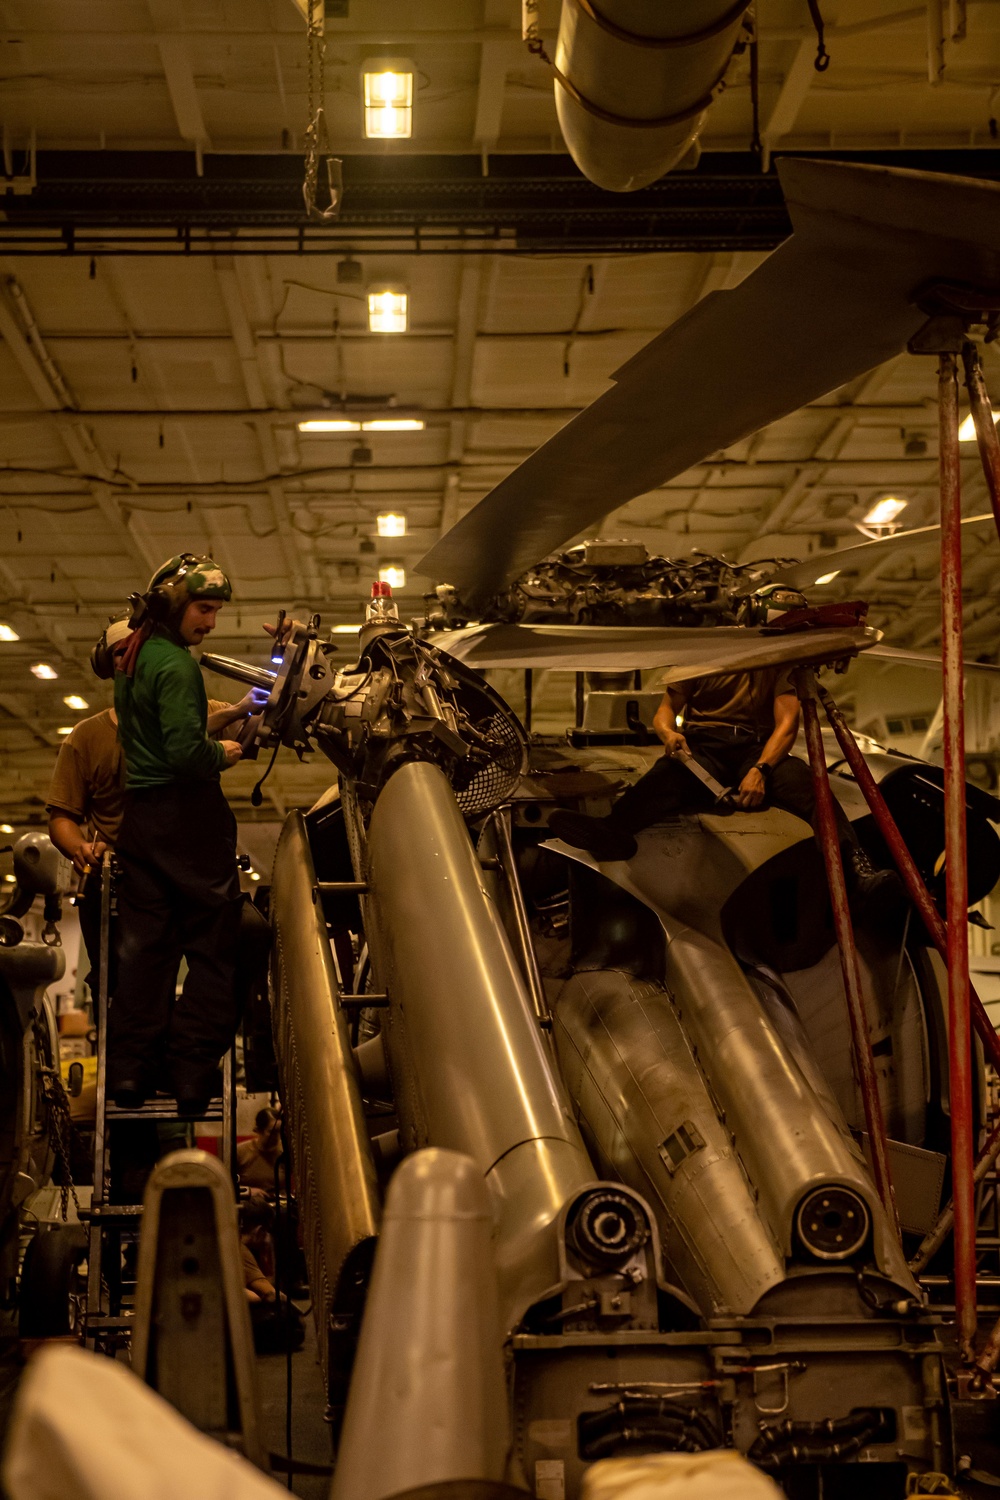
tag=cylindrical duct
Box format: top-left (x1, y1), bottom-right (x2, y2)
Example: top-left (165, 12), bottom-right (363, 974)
top-left (365, 760), bottom-right (596, 1330)
top-left (269, 811), bottom-right (381, 1424)
top-left (330, 1149), bottom-right (509, 1500)
top-left (553, 968), bottom-right (785, 1316)
top-left (553, 0), bottom-right (750, 191)
top-left (663, 925), bottom-right (915, 1289)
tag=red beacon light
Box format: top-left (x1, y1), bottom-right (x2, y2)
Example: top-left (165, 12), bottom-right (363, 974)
top-left (366, 578), bottom-right (399, 624)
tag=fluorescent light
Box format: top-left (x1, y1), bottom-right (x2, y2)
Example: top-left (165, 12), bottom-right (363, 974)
top-left (363, 66), bottom-right (413, 139)
top-left (31, 662), bottom-right (58, 681)
top-left (959, 410), bottom-right (1000, 442)
top-left (378, 564), bottom-right (406, 589)
top-left (331, 624), bottom-right (363, 634)
top-left (814, 571), bottom-right (840, 586)
top-left (0, 824), bottom-right (12, 833)
top-left (297, 419), bottom-right (361, 433)
top-left (0, 624), bottom-right (19, 642)
top-left (249, 871), bottom-right (261, 882)
top-left (362, 419), bottom-right (424, 432)
top-left (862, 496), bottom-right (908, 526)
top-left (56, 726), bottom-right (72, 736)
top-left (376, 512), bottom-right (407, 537)
top-left (63, 694), bottom-right (89, 711)
top-left (3, 874), bottom-right (14, 884)
top-left (368, 290), bottom-right (408, 334)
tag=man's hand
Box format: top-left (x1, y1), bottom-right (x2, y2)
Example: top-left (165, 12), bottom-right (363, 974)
top-left (736, 766), bottom-right (767, 810)
top-left (659, 727), bottom-right (691, 758)
top-left (233, 687), bottom-right (269, 719)
top-left (72, 839), bottom-right (107, 876)
top-left (221, 740), bottom-right (243, 767)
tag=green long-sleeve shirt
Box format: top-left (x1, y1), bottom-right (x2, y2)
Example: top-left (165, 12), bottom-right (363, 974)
top-left (114, 626), bottom-right (226, 789)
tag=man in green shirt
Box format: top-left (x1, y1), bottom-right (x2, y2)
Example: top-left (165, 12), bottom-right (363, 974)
top-left (111, 554), bottom-right (246, 1114)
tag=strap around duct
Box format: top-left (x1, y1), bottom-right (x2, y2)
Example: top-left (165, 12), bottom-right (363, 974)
top-left (551, 60), bottom-right (727, 131)
top-left (571, 0), bottom-right (751, 50)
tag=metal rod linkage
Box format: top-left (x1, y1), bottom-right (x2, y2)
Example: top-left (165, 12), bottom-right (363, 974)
top-left (491, 806), bottom-right (551, 1028)
top-left (961, 340), bottom-right (1000, 548)
top-left (794, 666), bottom-right (899, 1235)
top-left (939, 348), bottom-right (978, 1364)
top-left (911, 1115), bottom-right (1000, 1276)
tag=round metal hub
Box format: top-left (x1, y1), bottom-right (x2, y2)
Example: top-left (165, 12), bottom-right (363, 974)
top-left (795, 1186), bottom-right (870, 1261)
top-left (568, 1189), bottom-right (649, 1269)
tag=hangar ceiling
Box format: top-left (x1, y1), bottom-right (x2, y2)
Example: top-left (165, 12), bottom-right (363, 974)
top-left (2, 0), bottom-right (1000, 836)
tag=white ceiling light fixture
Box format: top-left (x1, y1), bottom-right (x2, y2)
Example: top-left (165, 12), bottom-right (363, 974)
top-left (378, 563), bottom-right (407, 590)
top-left (249, 870), bottom-right (261, 882)
top-left (56, 727), bottom-right (73, 736)
top-left (362, 60), bottom-right (414, 139)
top-left (297, 419), bottom-right (362, 434)
top-left (0, 624), bottom-right (19, 642)
top-left (362, 418), bottom-right (424, 432)
top-left (814, 571), bottom-right (841, 586)
top-left (376, 512), bottom-right (408, 537)
top-left (3, 874), bottom-right (15, 884)
top-left (332, 624), bottom-right (363, 634)
top-left (368, 288), bottom-right (408, 334)
top-left (63, 694), bottom-right (89, 711)
top-left (0, 824), bottom-right (13, 834)
top-left (31, 662), bottom-right (58, 681)
top-left (862, 496), bottom-right (908, 527)
top-left (959, 410), bottom-right (998, 442)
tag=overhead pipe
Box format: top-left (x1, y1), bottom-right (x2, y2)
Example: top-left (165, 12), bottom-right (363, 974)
top-left (793, 666), bottom-right (899, 1235)
top-left (938, 349), bottom-right (977, 1365)
top-left (544, 0), bottom-right (751, 192)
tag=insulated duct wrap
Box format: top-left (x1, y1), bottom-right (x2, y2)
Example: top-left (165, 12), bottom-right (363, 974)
top-left (365, 760), bottom-right (596, 1330)
top-left (553, 0), bottom-right (750, 191)
top-left (269, 812), bottom-right (381, 1421)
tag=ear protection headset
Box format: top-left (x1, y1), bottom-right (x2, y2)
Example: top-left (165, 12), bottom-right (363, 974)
top-left (126, 553), bottom-right (233, 632)
top-left (90, 618), bottom-right (132, 680)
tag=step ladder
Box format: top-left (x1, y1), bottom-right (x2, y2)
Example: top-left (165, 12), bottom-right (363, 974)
top-left (83, 851), bottom-right (236, 1352)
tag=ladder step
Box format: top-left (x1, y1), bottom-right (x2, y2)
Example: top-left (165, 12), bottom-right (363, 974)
top-left (106, 1099), bottom-right (224, 1121)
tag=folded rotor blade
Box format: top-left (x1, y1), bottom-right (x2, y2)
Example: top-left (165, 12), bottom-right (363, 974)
top-left (865, 643), bottom-right (1000, 674)
top-left (435, 622), bottom-right (879, 681)
top-left (419, 159), bottom-right (1000, 611)
top-left (772, 514), bottom-right (998, 591)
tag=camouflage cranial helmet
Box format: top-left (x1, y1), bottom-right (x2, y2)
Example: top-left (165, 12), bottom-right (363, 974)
top-left (144, 553), bottom-right (232, 625)
top-left (738, 582), bottom-right (809, 627)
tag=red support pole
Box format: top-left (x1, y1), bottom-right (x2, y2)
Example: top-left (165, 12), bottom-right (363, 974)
top-left (961, 340), bottom-right (1000, 548)
top-left (816, 681), bottom-right (1000, 1079)
top-left (793, 666), bottom-right (899, 1236)
top-left (939, 348), bottom-right (978, 1364)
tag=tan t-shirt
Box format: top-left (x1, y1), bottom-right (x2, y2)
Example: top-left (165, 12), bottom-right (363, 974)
top-left (680, 667), bottom-right (795, 737)
top-left (46, 699), bottom-right (232, 847)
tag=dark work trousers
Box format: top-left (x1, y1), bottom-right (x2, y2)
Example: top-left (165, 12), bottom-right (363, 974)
top-left (110, 779), bottom-right (242, 1097)
top-left (609, 726), bottom-right (856, 849)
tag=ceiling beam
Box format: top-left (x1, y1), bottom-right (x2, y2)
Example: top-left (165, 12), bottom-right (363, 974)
top-left (149, 0), bottom-right (211, 148)
top-left (761, 37), bottom-right (824, 168)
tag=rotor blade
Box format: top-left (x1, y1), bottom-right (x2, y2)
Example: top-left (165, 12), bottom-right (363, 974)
top-left (419, 159), bottom-right (1000, 610)
top-left (865, 643), bottom-right (1000, 674)
top-left (434, 622), bottom-right (879, 679)
top-left (771, 514), bottom-right (998, 590)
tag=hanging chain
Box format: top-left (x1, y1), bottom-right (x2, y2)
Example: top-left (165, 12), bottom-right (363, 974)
top-left (38, 1047), bottom-right (80, 1222)
top-left (302, 0), bottom-right (342, 223)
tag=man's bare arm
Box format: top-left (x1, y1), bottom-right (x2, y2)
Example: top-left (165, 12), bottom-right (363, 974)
top-left (48, 811), bottom-right (106, 876)
top-left (652, 685), bottom-right (690, 756)
top-left (735, 691), bottom-right (800, 809)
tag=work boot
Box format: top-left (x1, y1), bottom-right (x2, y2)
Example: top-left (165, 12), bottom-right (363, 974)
top-left (111, 1081), bottom-right (146, 1111)
top-left (846, 844), bottom-right (905, 910)
top-left (548, 810), bottom-right (638, 862)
